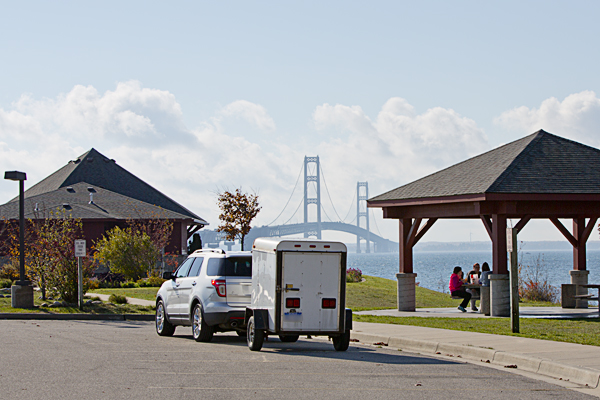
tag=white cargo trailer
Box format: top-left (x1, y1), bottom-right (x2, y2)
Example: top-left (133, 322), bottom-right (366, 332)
top-left (245, 238), bottom-right (352, 351)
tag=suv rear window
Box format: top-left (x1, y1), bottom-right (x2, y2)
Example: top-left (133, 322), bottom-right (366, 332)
top-left (206, 257), bottom-right (252, 277)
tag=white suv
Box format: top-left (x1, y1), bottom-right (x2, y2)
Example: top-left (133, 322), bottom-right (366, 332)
top-left (155, 249), bottom-right (252, 342)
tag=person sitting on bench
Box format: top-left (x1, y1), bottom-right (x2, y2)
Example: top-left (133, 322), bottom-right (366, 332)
top-left (449, 266), bottom-right (471, 313)
top-left (466, 263), bottom-right (481, 312)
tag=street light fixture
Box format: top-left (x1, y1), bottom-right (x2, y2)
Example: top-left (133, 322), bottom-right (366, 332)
top-left (4, 170), bottom-right (33, 308)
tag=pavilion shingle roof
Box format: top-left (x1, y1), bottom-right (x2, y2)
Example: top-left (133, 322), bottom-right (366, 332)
top-left (370, 130), bottom-right (600, 203)
top-left (1, 148), bottom-right (207, 224)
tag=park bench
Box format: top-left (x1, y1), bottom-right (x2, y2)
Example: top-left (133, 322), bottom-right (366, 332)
top-left (451, 284), bottom-right (490, 315)
top-left (562, 284), bottom-right (600, 310)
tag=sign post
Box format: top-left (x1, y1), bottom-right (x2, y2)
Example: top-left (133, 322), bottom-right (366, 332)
top-left (507, 228), bottom-right (519, 333)
top-left (74, 239), bottom-right (86, 310)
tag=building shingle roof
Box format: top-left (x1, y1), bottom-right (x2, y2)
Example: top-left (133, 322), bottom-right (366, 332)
top-left (2, 148), bottom-right (207, 224)
top-left (370, 130), bottom-right (600, 203)
top-left (0, 182), bottom-right (198, 221)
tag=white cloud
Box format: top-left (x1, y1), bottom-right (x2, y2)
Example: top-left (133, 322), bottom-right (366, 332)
top-left (0, 84), bottom-right (490, 243)
top-left (313, 97), bottom-right (489, 191)
top-left (494, 91), bottom-right (600, 146)
top-left (220, 100), bottom-right (276, 131)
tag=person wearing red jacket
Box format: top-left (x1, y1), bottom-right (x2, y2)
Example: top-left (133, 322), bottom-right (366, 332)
top-left (449, 266), bottom-right (471, 312)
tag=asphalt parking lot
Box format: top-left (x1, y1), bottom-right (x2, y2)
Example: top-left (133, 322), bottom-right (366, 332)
top-left (0, 320), bottom-right (594, 400)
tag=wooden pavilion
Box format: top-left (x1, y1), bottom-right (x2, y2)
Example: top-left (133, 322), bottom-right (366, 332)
top-left (368, 130), bottom-right (600, 316)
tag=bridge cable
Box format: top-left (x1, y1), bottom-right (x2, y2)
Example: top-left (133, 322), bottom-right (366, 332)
top-left (321, 204), bottom-right (334, 222)
top-left (370, 208), bottom-right (383, 237)
top-left (347, 213), bottom-right (357, 225)
top-left (319, 164), bottom-right (346, 222)
top-left (265, 163), bottom-right (304, 226)
top-left (281, 196), bottom-right (304, 225)
top-left (341, 190), bottom-right (357, 223)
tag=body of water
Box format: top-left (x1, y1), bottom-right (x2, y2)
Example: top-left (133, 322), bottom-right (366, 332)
top-left (347, 250), bottom-right (600, 293)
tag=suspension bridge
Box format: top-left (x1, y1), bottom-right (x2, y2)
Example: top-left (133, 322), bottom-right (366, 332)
top-left (199, 156), bottom-right (396, 253)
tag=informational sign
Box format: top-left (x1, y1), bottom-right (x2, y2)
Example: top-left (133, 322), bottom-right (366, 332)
top-left (75, 239), bottom-right (86, 257)
top-left (506, 228), bottom-right (514, 253)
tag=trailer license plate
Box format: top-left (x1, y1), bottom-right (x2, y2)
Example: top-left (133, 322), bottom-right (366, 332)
top-left (284, 310), bottom-right (302, 322)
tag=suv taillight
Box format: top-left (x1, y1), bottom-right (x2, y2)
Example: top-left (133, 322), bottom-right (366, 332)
top-left (322, 298), bottom-right (336, 309)
top-left (286, 298), bottom-right (300, 308)
top-left (211, 279), bottom-right (226, 297)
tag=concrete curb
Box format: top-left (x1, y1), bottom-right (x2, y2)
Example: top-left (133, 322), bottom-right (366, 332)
top-left (350, 331), bottom-right (600, 388)
top-left (0, 313), bottom-right (154, 321)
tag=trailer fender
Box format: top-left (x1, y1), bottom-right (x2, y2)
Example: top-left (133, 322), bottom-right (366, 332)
top-left (345, 308), bottom-right (353, 331)
top-left (246, 309), bottom-right (269, 330)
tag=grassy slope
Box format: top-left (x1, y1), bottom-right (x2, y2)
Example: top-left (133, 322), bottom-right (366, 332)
top-left (346, 275), bottom-right (457, 311)
top-left (90, 287), bottom-right (159, 302)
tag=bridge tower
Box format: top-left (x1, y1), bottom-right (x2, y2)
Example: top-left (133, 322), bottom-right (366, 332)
top-left (303, 156), bottom-right (322, 239)
top-left (356, 181), bottom-right (370, 253)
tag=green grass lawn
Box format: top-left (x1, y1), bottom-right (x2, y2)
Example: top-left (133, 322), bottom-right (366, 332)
top-left (347, 275), bottom-right (466, 310)
top-left (354, 314), bottom-right (600, 347)
top-left (0, 296), bottom-right (154, 314)
top-left (346, 275), bottom-right (558, 310)
top-left (89, 287), bottom-right (159, 302)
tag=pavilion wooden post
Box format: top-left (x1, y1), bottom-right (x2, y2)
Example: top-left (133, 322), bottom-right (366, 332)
top-left (396, 218), bottom-right (417, 311)
top-left (491, 214), bottom-right (508, 275)
top-left (489, 214), bottom-right (510, 317)
top-left (571, 217), bottom-right (596, 307)
top-left (399, 219), bottom-right (413, 274)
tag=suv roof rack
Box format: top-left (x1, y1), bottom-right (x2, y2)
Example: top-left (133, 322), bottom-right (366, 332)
top-left (192, 249), bottom-right (225, 255)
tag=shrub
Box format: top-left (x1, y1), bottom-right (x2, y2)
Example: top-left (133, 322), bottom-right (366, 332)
top-left (121, 281), bottom-right (138, 288)
top-left (0, 278), bottom-right (12, 288)
top-left (87, 279), bottom-right (99, 290)
top-left (136, 276), bottom-right (165, 287)
top-left (94, 226), bottom-right (160, 281)
top-left (0, 260), bottom-right (20, 281)
top-left (108, 294), bottom-right (128, 304)
top-left (518, 254), bottom-right (558, 303)
top-left (346, 268), bottom-right (363, 283)
top-left (147, 276), bottom-right (166, 287)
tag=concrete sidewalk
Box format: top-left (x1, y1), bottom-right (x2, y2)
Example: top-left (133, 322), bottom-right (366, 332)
top-left (350, 320), bottom-right (600, 395)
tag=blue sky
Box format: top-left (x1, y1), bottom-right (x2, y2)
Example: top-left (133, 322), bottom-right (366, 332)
top-left (2, 1), bottom-right (600, 244)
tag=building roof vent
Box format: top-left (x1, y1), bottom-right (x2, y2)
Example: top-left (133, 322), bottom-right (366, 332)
top-left (66, 187), bottom-right (75, 193)
top-left (62, 203), bottom-right (72, 210)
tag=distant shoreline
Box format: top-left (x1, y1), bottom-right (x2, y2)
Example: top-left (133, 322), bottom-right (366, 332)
top-left (346, 240), bottom-right (600, 253)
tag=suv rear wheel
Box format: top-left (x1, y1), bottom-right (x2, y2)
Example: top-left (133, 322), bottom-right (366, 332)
top-left (156, 300), bottom-right (175, 336)
top-left (192, 303), bottom-right (214, 342)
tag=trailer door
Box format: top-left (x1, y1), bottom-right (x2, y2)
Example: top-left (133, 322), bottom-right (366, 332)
top-left (281, 252), bottom-right (341, 332)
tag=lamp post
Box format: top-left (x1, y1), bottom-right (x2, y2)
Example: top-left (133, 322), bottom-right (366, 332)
top-left (4, 170), bottom-right (33, 308)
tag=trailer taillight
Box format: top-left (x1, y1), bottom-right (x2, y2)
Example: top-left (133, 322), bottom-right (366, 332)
top-left (322, 298), bottom-right (336, 309)
top-left (286, 298), bottom-right (300, 308)
top-left (211, 279), bottom-right (226, 297)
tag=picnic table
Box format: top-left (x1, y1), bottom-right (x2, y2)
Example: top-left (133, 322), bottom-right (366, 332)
top-left (574, 284), bottom-right (600, 311)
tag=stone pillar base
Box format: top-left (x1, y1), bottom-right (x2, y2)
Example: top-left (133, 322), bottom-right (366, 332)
top-left (480, 286), bottom-right (491, 316)
top-left (570, 270), bottom-right (589, 309)
top-left (11, 284), bottom-right (34, 309)
top-left (489, 274), bottom-right (509, 317)
top-left (396, 273), bottom-right (417, 312)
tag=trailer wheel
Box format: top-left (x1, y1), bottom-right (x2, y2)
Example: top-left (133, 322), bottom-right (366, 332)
top-left (247, 316), bottom-right (264, 351)
top-left (332, 330), bottom-right (350, 351)
top-left (279, 334), bottom-right (299, 343)
top-left (192, 303), bottom-right (214, 342)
